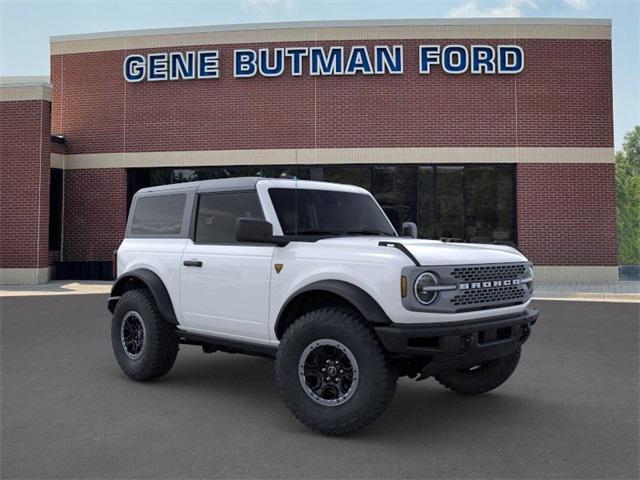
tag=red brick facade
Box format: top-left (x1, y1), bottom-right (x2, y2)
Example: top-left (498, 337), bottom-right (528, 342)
top-left (62, 168), bottom-right (127, 261)
top-left (0, 99), bottom-right (50, 270)
top-left (51, 39), bottom-right (612, 154)
top-left (517, 163), bottom-right (617, 266)
top-left (47, 32), bottom-right (616, 272)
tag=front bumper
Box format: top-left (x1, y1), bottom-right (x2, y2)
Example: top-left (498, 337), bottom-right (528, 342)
top-left (375, 307), bottom-right (538, 377)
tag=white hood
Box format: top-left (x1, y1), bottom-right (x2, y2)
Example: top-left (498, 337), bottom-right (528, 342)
top-left (317, 236), bottom-right (528, 266)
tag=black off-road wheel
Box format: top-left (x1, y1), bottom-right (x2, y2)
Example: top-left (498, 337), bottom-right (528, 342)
top-left (111, 289), bottom-right (178, 381)
top-left (433, 348), bottom-right (521, 395)
top-left (275, 307), bottom-right (397, 436)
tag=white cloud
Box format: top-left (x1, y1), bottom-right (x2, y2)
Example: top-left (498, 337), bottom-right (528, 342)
top-left (447, 0), bottom-right (539, 18)
top-left (562, 0), bottom-right (591, 10)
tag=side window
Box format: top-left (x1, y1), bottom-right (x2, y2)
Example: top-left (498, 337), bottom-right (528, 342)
top-left (195, 191), bottom-right (264, 244)
top-left (130, 194), bottom-right (186, 236)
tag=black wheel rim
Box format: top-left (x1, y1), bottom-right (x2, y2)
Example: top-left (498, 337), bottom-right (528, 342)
top-left (120, 311), bottom-right (146, 360)
top-left (298, 339), bottom-right (359, 407)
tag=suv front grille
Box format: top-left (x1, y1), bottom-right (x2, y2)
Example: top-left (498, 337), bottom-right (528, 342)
top-left (451, 285), bottom-right (527, 308)
top-left (401, 262), bottom-right (533, 314)
top-left (451, 264), bottom-right (527, 283)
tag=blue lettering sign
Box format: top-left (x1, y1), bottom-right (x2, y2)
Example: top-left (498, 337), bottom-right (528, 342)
top-left (169, 52), bottom-right (196, 80)
top-left (419, 45), bottom-right (440, 74)
top-left (498, 45), bottom-right (524, 74)
top-left (123, 54), bottom-right (145, 82)
top-left (258, 48), bottom-right (285, 77)
top-left (285, 47), bottom-right (308, 76)
top-left (442, 45), bottom-right (468, 74)
top-left (234, 49), bottom-right (257, 77)
top-left (470, 45), bottom-right (496, 74)
top-left (310, 47), bottom-right (344, 75)
top-left (122, 44), bottom-right (524, 82)
top-left (345, 46), bottom-right (373, 75)
top-left (147, 53), bottom-right (168, 81)
top-left (375, 45), bottom-right (403, 74)
top-left (198, 51), bottom-right (219, 79)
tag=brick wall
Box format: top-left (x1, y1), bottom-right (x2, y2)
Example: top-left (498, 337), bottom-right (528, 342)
top-left (48, 35), bottom-right (615, 268)
top-left (62, 168), bottom-right (127, 261)
top-left (517, 163), bottom-right (617, 266)
top-left (51, 39), bottom-right (612, 154)
top-left (0, 99), bottom-right (50, 269)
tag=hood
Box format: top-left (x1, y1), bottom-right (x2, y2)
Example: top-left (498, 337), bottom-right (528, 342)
top-left (317, 236), bottom-right (528, 266)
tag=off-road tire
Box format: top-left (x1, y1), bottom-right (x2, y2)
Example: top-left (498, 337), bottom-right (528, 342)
top-left (275, 307), bottom-right (397, 436)
top-left (434, 348), bottom-right (521, 395)
top-left (111, 289), bottom-right (178, 381)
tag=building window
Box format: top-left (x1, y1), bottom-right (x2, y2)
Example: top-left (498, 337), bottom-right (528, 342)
top-left (127, 165), bottom-right (311, 211)
top-left (127, 163), bottom-right (516, 244)
top-left (48, 168), bottom-right (63, 250)
top-left (371, 166), bottom-right (417, 229)
top-left (417, 165), bottom-right (515, 243)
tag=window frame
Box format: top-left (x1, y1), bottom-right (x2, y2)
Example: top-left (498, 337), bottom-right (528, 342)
top-left (191, 189), bottom-right (266, 245)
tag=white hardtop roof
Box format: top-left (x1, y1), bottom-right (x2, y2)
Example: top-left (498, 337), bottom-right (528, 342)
top-left (135, 177), bottom-right (368, 196)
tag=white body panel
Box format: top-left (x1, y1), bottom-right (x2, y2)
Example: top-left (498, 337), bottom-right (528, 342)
top-left (180, 240), bottom-right (275, 340)
top-left (117, 178), bottom-right (533, 346)
top-left (117, 238), bottom-right (188, 318)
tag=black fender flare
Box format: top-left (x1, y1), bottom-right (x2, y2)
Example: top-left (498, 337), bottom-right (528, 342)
top-left (274, 280), bottom-right (391, 339)
top-left (108, 268), bottom-right (178, 325)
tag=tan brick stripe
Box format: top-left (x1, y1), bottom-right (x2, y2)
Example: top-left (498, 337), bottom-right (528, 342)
top-left (50, 19), bottom-right (611, 55)
top-left (0, 86), bottom-right (52, 102)
top-left (54, 147), bottom-right (614, 170)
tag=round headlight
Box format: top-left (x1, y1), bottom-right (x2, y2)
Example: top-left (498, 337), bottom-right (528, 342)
top-left (414, 272), bottom-right (439, 305)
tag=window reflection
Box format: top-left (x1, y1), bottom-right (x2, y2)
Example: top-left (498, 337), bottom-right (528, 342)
top-left (127, 164), bottom-right (516, 244)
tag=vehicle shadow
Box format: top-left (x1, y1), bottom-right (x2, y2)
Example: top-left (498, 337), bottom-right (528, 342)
top-left (142, 347), bottom-right (543, 443)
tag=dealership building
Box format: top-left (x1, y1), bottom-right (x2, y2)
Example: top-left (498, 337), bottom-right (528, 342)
top-left (0, 18), bottom-right (617, 284)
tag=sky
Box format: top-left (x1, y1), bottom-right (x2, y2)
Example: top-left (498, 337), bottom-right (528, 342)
top-left (0, 0), bottom-right (638, 149)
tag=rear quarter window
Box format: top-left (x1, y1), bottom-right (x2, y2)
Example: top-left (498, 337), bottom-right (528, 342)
top-left (130, 194), bottom-right (186, 236)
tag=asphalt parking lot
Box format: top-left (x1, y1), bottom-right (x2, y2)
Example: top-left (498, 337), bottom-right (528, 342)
top-left (1, 295), bottom-right (638, 479)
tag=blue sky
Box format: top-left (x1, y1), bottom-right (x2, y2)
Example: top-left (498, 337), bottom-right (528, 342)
top-left (1, 0), bottom-right (637, 149)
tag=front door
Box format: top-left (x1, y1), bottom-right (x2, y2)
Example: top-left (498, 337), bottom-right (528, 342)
top-left (180, 190), bottom-right (274, 341)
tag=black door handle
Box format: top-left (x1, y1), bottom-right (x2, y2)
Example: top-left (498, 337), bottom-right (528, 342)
top-left (183, 260), bottom-right (203, 267)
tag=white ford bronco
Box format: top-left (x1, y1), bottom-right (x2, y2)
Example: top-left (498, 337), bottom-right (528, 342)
top-left (108, 177), bottom-right (538, 435)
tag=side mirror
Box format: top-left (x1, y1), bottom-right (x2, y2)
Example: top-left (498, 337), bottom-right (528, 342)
top-left (235, 218), bottom-right (288, 246)
top-left (235, 218), bottom-right (274, 243)
top-left (401, 222), bottom-right (418, 238)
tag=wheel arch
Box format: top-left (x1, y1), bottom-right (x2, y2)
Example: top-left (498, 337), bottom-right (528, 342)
top-left (108, 268), bottom-right (178, 325)
top-left (274, 280), bottom-right (391, 339)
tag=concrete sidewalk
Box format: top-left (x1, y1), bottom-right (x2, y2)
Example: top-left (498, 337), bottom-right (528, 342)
top-left (0, 281), bottom-right (112, 297)
top-left (534, 281), bottom-right (640, 303)
top-left (1, 279), bottom-right (639, 302)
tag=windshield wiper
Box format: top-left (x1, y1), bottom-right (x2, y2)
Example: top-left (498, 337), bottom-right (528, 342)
top-left (291, 228), bottom-right (394, 237)
top-left (292, 229), bottom-right (344, 236)
top-left (345, 230), bottom-right (394, 236)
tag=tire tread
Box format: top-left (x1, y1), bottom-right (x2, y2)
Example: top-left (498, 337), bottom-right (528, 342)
top-left (276, 307), bottom-right (397, 436)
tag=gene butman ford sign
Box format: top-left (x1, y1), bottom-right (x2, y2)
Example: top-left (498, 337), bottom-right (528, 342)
top-left (123, 44), bottom-right (524, 82)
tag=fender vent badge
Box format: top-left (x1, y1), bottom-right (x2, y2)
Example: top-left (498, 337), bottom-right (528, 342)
top-left (274, 263), bottom-right (284, 274)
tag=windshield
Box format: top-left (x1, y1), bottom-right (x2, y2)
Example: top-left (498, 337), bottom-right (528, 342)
top-left (269, 188), bottom-right (397, 237)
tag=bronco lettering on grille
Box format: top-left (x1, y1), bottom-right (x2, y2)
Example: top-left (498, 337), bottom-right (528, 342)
top-left (459, 279), bottom-right (521, 290)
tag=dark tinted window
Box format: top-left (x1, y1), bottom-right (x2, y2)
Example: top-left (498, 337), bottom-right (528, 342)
top-left (195, 191), bottom-right (264, 244)
top-left (130, 194), bottom-right (186, 235)
top-left (48, 168), bottom-right (63, 250)
top-left (269, 188), bottom-right (396, 237)
top-left (371, 166), bottom-right (417, 228)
